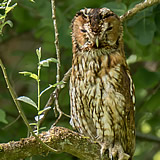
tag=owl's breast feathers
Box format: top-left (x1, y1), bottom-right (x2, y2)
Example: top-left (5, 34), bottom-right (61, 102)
top-left (70, 50), bottom-right (135, 157)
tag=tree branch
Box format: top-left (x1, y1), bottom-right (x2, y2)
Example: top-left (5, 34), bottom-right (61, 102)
top-left (136, 131), bottom-right (160, 143)
top-left (51, 0), bottom-right (61, 119)
top-left (120, 0), bottom-right (160, 21)
top-left (0, 127), bottom-right (101, 160)
top-left (1, 127), bottom-right (160, 160)
top-left (51, 0), bottom-right (61, 84)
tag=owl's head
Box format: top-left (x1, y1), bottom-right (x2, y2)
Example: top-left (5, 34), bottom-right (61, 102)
top-left (71, 8), bottom-right (123, 53)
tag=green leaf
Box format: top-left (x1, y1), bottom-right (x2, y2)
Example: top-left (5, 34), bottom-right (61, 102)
top-left (39, 127), bottom-right (46, 131)
top-left (29, 123), bottom-right (37, 126)
top-left (0, 5), bottom-right (6, 9)
top-left (102, 2), bottom-right (127, 16)
top-left (50, 81), bottom-right (63, 87)
top-left (17, 96), bottom-right (37, 109)
top-left (127, 55), bottom-right (137, 64)
top-left (39, 58), bottom-right (58, 67)
top-left (19, 71), bottom-right (38, 81)
top-left (133, 68), bottom-right (160, 90)
top-left (40, 81), bottom-right (63, 96)
top-left (0, 20), bottom-right (13, 35)
top-left (36, 47), bottom-right (41, 62)
top-left (4, 20), bottom-right (13, 27)
top-left (12, 6), bottom-right (38, 33)
top-left (145, 90), bottom-right (160, 112)
top-left (0, 109), bottom-right (8, 124)
top-left (126, 2), bottom-right (156, 46)
top-left (5, 3), bottom-right (17, 14)
top-left (35, 115), bottom-right (44, 121)
top-left (132, 17), bottom-right (156, 45)
top-left (127, 1), bottom-right (154, 27)
top-left (155, 5), bottom-right (160, 33)
top-left (0, 15), bottom-right (5, 20)
top-left (29, 0), bottom-right (35, 2)
top-left (38, 106), bottom-right (51, 115)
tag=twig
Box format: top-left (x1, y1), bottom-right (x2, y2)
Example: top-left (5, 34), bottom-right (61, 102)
top-left (51, 0), bottom-right (61, 84)
top-left (136, 131), bottom-right (160, 143)
top-left (136, 82), bottom-right (160, 113)
top-left (120, 0), bottom-right (160, 22)
top-left (52, 68), bottom-right (72, 126)
top-left (2, 115), bottom-right (21, 130)
top-left (61, 68), bottom-right (72, 85)
top-left (0, 59), bottom-right (31, 130)
top-left (39, 68), bottom-right (72, 127)
top-left (51, 0), bottom-right (62, 121)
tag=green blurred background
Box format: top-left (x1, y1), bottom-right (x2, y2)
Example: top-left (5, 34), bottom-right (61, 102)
top-left (0, 0), bottom-right (160, 159)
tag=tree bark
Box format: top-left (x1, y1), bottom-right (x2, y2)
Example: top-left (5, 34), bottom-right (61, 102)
top-left (0, 127), bottom-right (102, 160)
top-left (0, 127), bottom-right (160, 160)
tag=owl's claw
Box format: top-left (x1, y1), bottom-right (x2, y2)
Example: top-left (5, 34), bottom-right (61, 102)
top-left (100, 143), bottom-right (106, 159)
top-left (109, 143), bottom-right (130, 160)
top-left (110, 154), bottom-right (113, 160)
top-left (99, 142), bottom-right (130, 160)
top-left (99, 142), bottom-right (108, 160)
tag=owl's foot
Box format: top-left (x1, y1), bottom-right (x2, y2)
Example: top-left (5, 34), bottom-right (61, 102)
top-left (109, 142), bottom-right (130, 160)
top-left (99, 142), bottom-right (130, 160)
top-left (99, 142), bottom-right (109, 160)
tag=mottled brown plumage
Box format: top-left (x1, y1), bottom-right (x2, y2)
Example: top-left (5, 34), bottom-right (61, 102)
top-left (70, 8), bottom-right (135, 160)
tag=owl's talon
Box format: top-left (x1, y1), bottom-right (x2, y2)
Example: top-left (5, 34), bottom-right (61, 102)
top-left (100, 144), bottom-right (106, 158)
top-left (98, 142), bottom-right (108, 160)
top-left (119, 153), bottom-right (130, 160)
top-left (110, 154), bottom-right (113, 160)
top-left (109, 143), bottom-right (130, 160)
top-left (109, 147), bottom-right (113, 160)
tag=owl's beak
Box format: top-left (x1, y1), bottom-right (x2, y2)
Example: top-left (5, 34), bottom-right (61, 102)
top-left (95, 37), bottom-right (99, 48)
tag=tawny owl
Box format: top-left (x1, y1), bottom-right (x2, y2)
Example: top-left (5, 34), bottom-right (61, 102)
top-left (70, 8), bottom-right (135, 160)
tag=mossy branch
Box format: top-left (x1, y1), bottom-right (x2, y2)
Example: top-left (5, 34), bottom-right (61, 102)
top-left (0, 127), bottom-right (101, 160)
top-left (0, 127), bottom-right (160, 160)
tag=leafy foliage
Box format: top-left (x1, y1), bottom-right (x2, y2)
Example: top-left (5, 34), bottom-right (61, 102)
top-left (0, 0), bottom-right (17, 34)
top-left (102, 2), bottom-right (127, 15)
top-left (17, 47), bottom-right (58, 134)
top-left (0, 0), bottom-right (160, 160)
top-left (17, 96), bottom-right (37, 108)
